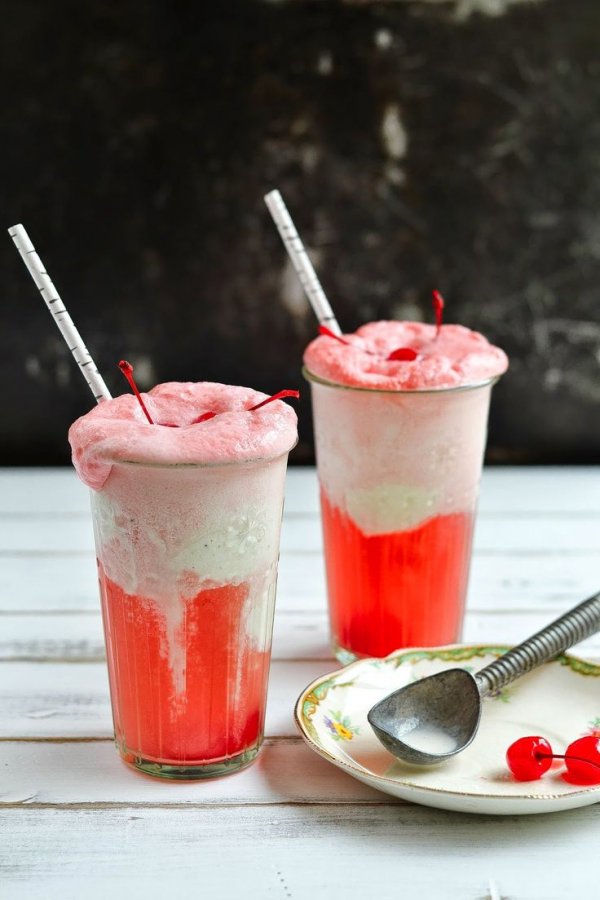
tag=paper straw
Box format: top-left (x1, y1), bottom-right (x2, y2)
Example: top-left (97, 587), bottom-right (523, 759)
top-left (8, 224), bottom-right (111, 403)
top-left (487, 879), bottom-right (500, 900)
top-left (264, 190), bottom-right (342, 335)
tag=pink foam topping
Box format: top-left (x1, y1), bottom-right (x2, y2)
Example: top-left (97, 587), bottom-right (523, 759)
top-left (69, 382), bottom-right (298, 491)
top-left (304, 321), bottom-right (508, 390)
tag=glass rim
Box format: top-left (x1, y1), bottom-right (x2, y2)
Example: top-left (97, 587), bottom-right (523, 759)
top-left (302, 366), bottom-right (501, 396)
top-left (101, 442), bottom-right (297, 473)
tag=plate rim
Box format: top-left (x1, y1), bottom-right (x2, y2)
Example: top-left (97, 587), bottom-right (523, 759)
top-left (294, 643), bottom-right (600, 804)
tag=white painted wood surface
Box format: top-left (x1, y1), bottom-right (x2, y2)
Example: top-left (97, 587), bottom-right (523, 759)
top-left (1, 466), bottom-right (599, 899)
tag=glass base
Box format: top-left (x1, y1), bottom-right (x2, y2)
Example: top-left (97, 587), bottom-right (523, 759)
top-left (332, 631), bottom-right (465, 665)
top-left (118, 740), bottom-right (262, 780)
top-left (331, 638), bottom-right (366, 666)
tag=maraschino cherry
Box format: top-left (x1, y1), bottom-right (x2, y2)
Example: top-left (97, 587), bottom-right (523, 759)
top-left (506, 734), bottom-right (600, 785)
top-left (563, 736), bottom-right (600, 785)
top-left (387, 346), bottom-right (418, 361)
top-left (318, 324), bottom-right (416, 362)
top-left (506, 736), bottom-right (553, 781)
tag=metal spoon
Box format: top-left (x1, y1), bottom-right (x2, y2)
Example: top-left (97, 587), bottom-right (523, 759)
top-left (367, 591), bottom-right (600, 766)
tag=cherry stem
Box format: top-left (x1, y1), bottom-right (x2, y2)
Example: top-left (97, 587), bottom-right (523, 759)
top-left (432, 289), bottom-right (445, 338)
top-left (318, 324), bottom-right (351, 346)
top-left (249, 389), bottom-right (300, 411)
top-left (536, 752), bottom-right (600, 770)
top-left (118, 360), bottom-right (155, 425)
top-left (190, 390), bottom-right (299, 425)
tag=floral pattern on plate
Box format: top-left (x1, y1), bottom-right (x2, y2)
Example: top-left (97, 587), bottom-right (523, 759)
top-left (324, 709), bottom-right (360, 742)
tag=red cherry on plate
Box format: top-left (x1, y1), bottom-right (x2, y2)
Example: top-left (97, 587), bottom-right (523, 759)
top-left (564, 736), bottom-right (600, 785)
top-left (506, 736), bottom-right (553, 781)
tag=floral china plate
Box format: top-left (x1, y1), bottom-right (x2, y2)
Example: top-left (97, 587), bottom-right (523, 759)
top-left (295, 645), bottom-right (600, 815)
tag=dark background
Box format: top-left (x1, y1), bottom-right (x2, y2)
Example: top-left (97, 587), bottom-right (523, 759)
top-left (2, 0), bottom-right (599, 465)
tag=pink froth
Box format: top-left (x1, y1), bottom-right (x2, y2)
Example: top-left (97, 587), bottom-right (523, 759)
top-left (69, 381), bottom-right (298, 491)
top-left (304, 321), bottom-right (508, 391)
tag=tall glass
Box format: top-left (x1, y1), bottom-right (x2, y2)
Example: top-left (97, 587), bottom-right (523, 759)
top-left (305, 369), bottom-right (498, 663)
top-left (90, 452), bottom-right (289, 779)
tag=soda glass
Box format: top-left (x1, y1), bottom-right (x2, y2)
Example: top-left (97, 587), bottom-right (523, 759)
top-left (305, 368), bottom-right (498, 663)
top-left (90, 451), bottom-right (289, 779)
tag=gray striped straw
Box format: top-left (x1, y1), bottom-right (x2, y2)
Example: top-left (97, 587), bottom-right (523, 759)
top-left (8, 224), bottom-right (111, 403)
top-left (264, 190), bottom-right (342, 336)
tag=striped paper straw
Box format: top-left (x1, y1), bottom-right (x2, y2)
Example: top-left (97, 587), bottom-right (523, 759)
top-left (264, 190), bottom-right (342, 336)
top-left (8, 224), bottom-right (111, 403)
top-left (488, 879), bottom-right (501, 900)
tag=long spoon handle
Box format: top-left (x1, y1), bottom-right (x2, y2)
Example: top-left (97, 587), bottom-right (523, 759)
top-left (475, 591), bottom-right (600, 697)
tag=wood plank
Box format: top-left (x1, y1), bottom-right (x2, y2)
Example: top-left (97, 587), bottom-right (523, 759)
top-left (1, 545), bottom-right (598, 614)
top-left (0, 611), bottom-right (333, 663)
top-left (2, 609), bottom-right (600, 664)
top-left (0, 469), bottom-right (88, 515)
top-left (0, 628), bottom-right (597, 742)
top-left (1, 805), bottom-right (598, 900)
top-left (0, 467), bottom-right (318, 517)
top-left (0, 614), bottom-right (105, 662)
top-left (2, 465), bottom-right (600, 514)
top-left (1, 510), bottom-right (599, 555)
top-left (3, 471), bottom-right (600, 900)
top-left (461, 615), bottom-right (600, 658)
top-left (477, 466), bottom-right (600, 514)
top-left (0, 551), bottom-right (328, 612)
top-left (281, 514), bottom-right (600, 555)
top-left (0, 660), bottom-right (332, 740)
top-left (468, 553), bottom-right (600, 610)
top-left (0, 739), bottom-right (382, 806)
top-left (0, 555), bottom-right (100, 612)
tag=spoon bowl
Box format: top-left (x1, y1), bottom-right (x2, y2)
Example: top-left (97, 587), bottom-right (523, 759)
top-left (368, 669), bottom-right (481, 765)
top-left (367, 591), bottom-right (600, 766)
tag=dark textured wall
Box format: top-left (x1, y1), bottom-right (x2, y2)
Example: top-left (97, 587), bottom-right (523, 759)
top-left (2, 0), bottom-right (599, 465)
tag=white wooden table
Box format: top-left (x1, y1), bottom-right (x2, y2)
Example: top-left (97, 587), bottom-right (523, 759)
top-left (1, 466), bottom-right (599, 899)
